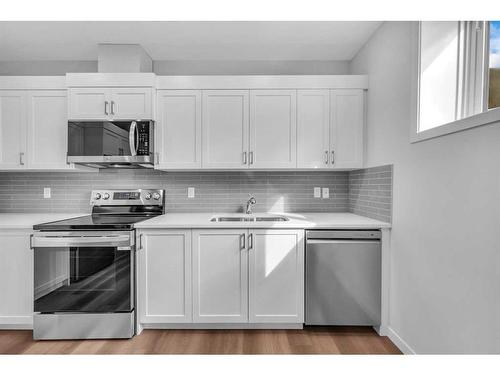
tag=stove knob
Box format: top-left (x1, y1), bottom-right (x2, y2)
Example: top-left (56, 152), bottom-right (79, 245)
top-left (103, 193), bottom-right (110, 200)
top-left (144, 193), bottom-right (152, 200)
top-left (152, 192), bottom-right (161, 200)
top-left (94, 193), bottom-right (102, 200)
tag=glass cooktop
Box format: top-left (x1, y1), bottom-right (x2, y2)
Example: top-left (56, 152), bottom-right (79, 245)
top-left (33, 214), bottom-right (154, 231)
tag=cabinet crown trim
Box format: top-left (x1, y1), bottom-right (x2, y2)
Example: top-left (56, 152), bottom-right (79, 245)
top-left (156, 75), bottom-right (368, 90)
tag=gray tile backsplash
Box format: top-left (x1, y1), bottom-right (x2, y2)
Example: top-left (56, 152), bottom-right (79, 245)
top-left (0, 166), bottom-right (392, 221)
top-left (348, 165), bottom-right (393, 222)
top-left (0, 170), bottom-right (349, 214)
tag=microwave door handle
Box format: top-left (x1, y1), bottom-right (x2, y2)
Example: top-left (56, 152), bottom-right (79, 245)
top-left (129, 121), bottom-right (137, 156)
top-left (135, 123), bottom-right (139, 154)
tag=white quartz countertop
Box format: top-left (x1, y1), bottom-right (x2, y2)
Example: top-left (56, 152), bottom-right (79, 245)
top-left (134, 212), bottom-right (391, 230)
top-left (0, 213), bottom-right (87, 229)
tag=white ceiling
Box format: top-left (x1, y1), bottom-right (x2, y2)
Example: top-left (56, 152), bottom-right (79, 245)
top-left (0, 21), bottom-right (382, 61)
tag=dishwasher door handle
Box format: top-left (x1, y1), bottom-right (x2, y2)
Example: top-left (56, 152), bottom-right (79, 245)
top-left (307, 239), bottom-right (381, 245)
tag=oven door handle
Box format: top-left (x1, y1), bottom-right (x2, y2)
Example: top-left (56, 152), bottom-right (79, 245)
top-left (129, 121), bottom-right (138, 156)
top-left (31, 235), bottom-right (132, 249)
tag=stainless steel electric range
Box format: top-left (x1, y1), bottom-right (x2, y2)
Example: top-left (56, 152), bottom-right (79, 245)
top-left (31, 189), bottom-right (164, 340)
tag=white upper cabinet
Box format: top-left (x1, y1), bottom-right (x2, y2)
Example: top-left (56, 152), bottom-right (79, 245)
top-left (156, 90), bottom-right (202, 169)
top-left (248, 230), bottom-right (304, 323)
top-left (26, 90), bottom-right (71, 170)
top-left (249, 90), bottom-right (297, 169)
top-left (138, 230), bottom-right (192, 324)
top-left (202, 90), bottom-right (249, 169)
top-left (330, 89), bottom-right (364, 169)
top-left (0, 91), bottom-right (26, 169)
top-left (1, 89), bottom-right (85, 171)
top-left (152, 79), bottom-right (365, 171)
top-left (192, 229), bottom-right (248, 323)
top-left (110, 88), bottom-right (152, 120)
top-left (68, 87), bottom-right (153, 120)
top-left (297, 90), bottom-right (331, 169)
top-left (68, 88), bottom-right (109, 120)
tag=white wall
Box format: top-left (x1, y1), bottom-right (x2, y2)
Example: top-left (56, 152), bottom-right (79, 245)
top-left (0, 60), bottom-right (350, 76)
top-left (350, 21), bottom-right (500, 354)
top-left (153, 60), bottom-right (350, 75)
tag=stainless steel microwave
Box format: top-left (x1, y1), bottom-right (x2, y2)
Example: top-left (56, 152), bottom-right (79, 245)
top-left (67, 120), bottom-right (154, 168)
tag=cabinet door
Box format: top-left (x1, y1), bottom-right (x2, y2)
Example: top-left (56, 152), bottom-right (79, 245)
top-left (330, 89), bottom-right (364, 169)
top-left (138, 230), bottom-right (192, 324)
top-left (68, 88), bottom-right (109, 120)
top-left (26, 90), bottom-right (71, 170)
top-left (110, 88), bottom-right (152, 120)
top-left (192, 230), bottom-right (248, 323)
top-left (156, 90), bottom-right (202, 169)
top-left (202, 90), bottom-right (249, 169)
top-left (248, 229), bottom-right (304, 323)
top-left (249, 90), bottom-right (297, 168)
top-left (0, 91), bottom-right (26, 169)
top-left (297, 90), bottom-right (331, 169)
top-left (0, 230), bottom-right (33, 327)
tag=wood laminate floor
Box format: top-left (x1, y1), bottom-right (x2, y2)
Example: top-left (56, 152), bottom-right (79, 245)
top-left (0, 327), bottom-right (401, 354)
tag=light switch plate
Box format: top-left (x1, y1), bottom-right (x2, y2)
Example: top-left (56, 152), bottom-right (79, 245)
top-left (313, 187), bottom-right (321, 198)
top-left (322, 187), bottom-right (329, 199)
top-left (188, 187), bottom-right (195, 198)
top-left (43, 187), bottom-right (51, 199)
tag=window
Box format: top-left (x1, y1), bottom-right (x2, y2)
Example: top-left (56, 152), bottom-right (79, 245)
top-left (488, 21), bottom-right (500, 109)
top-left (411, 21), bottom-right (500, 142)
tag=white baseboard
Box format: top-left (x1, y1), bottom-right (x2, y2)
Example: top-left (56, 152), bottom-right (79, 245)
top-left (0, 315), bottom-right (33, 330)
top-left (387, 327), bottom-right (416, 354)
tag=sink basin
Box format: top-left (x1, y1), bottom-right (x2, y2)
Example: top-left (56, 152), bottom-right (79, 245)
top-left (210, 215), bottom-right (289, 222)
top-left (210, 217), bottom-right (254, 222)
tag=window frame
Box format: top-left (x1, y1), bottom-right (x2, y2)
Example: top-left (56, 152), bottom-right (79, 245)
top-left (410, 21), bottom-right (500, 143)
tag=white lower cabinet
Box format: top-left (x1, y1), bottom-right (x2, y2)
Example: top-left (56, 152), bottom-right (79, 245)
top-left (138, 230), bottom-right (192, 323)
top-left (248, 230), bottom-right (304, 323)
top-left (192, 229), bottom-right (248, 323)
top-left (138, 228), bottom-right (305, 327)
top-left (0, 230), bottom-right (33, 327)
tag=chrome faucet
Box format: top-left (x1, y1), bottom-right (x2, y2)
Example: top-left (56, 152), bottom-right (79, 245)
top-left (245, 195), bottom-right (257, 214)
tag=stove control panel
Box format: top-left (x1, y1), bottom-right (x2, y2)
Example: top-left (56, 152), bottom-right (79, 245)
top-left (91, 189), bottom-right (164, 206)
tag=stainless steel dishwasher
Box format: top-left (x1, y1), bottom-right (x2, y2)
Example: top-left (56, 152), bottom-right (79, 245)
top-left (305, 230), bottom-right (381, 326)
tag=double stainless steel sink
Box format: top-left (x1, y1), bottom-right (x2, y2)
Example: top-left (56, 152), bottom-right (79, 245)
top-left (210, 215), bottom-right (289, 222)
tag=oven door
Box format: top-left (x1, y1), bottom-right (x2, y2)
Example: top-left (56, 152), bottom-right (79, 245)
top-left (31, 231), bottom-right (135, 314)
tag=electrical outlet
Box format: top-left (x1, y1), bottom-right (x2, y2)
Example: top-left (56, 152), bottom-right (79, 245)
top-left (322, 187), bottom-right (329, 199)
top-left (313, 187), bottom-right (321, 198)
top-left (188, 187), bottom-right (195, 198)
top-left (43, 187), bottom-right (51, 199)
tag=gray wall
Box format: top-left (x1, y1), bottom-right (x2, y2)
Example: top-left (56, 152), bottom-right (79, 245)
top-left (0, 61), bottom-right (97, 75)
top-left (350, 21), bottom-right (499, 354)
top-left (0, 60), bottom-right (350, 76)
top-left (153, 60), bottom-right (350, 75)
top-left (0, 170), bottom-right (349, 214)
top-left (348, 165), bottom-right (392, 223)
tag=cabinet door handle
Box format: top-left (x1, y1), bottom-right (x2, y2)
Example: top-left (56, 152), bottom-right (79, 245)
top-left (324, 150), bottom-right (329, 164)
top-left (111, 101), bottom-right (115, 115)
top-left (138, 234), bottom-right (143, 250)
top-left (249, 151), bottom-right (254, 165)
top-left (248, 233), bottom-right (253, 250)
top-left (242, 151), bottom-right (247, 165)
top-left (331, 150), bottom-right (335, 165)
top-left (241, 233), bottom-right (246, 250)
top-left (104, 101), bottom-right (109, 115)
top-left (19, 152), bottom-right (25, 166)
